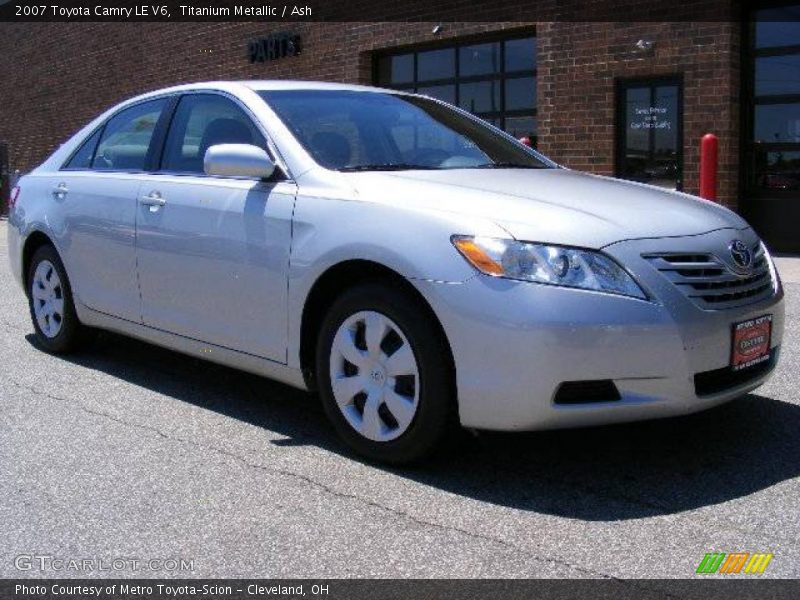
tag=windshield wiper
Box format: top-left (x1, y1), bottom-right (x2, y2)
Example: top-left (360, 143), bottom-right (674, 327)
top-left (473, 162), bottom-right (546, 169)
top-left (338, 163), bottom-right (439, 172)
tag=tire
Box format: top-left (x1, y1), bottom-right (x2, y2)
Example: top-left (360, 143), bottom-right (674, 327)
top-left (27, 244), bottom-right (89, 354)
top-left (316, 282), bottom-right (454, 464)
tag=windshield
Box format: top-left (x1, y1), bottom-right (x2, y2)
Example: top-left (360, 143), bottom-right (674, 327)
top-left (258, 89), bottom-right (553, 171)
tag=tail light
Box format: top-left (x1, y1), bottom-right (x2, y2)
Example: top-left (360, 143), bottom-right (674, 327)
top-left (9, 186), bottom-right (20, 211)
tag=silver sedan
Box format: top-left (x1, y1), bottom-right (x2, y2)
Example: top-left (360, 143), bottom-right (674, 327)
top-left (7, 81), bottom-right (785, 463)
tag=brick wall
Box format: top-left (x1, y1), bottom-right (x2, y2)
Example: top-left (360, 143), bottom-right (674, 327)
top-left (0, 18), bottom-right (740, 207)
top-left (0, 22), bottom-right (529, 170)
top-left (537, 21), bottom-right (740, 208)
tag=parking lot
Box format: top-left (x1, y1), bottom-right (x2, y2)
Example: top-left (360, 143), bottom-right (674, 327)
top-left (1, 220), bottom-right (798, 579)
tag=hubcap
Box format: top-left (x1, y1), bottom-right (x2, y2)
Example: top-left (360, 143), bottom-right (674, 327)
top-left (329, 310), bottom-right (420, 442)
top-left (31, 260), bottom-right (65, 339)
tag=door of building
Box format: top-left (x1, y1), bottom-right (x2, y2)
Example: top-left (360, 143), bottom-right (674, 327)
top-left (616, 77), bottom-right (683, 191)
top-left (743, 3), bottom-right (800, 252)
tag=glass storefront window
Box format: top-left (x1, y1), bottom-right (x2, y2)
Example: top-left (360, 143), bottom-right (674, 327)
top-left (505, 76), bottom-right (536, 111)
top-left (755, 54), bottom-right (800, 96)
top-left (459, 43), bottom-right (500, 77)
top-left (417, 48), bottom-right (455, 81)
top-left (755, 150), bottom-right (800, 191)
top-left (748, 4), bottom-right (800, 198)
top-left (505, 37), bottom-right (537, 72)
top-left (377, 54), bottom-right (414, 85)
top-left (754, 104), bottom-right (800, 143)
top-left (755, 6), bottom-right (800, 48)
top-left (458, 81), bottom-right (500, 113)
top-left (375, 34), bottom-right (537, 145)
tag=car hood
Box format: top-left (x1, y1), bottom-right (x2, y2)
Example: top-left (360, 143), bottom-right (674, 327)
top-left (346, 168), bottom-right (749, 248)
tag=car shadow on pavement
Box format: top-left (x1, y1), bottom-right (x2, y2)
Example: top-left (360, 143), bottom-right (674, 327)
top-left (30, 330), bottom-right (800, 522)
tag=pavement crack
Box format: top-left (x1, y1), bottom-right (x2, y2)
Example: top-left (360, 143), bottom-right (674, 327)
top-left (4, 376), bottom-right (640, 582)
top-left (0, 375), bottom-right (777, 589)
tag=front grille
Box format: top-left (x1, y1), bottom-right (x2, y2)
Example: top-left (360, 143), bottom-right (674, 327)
top-left (694, 349), bottom-right (779, 396)
top-left (554, 380), bottom-right (621, 405)
top-left (643, 243), bottom-right (774, 310)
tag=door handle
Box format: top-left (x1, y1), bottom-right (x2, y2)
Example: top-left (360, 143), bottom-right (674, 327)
top-left (52, 183), bottom-right (68, 199)
top-left (139, 191), bottom-right (166, 208)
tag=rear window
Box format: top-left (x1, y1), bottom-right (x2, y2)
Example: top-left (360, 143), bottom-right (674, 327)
top-left (92, 99), bottom-right (167, 171)
top-left (63, 128), bottom-right (102, 170)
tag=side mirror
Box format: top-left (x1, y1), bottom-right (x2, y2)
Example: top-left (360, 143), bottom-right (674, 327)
top-left (204, 144), bottom-right (276, 179)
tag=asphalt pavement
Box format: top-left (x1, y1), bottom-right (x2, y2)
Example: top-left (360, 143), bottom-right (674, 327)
top-left (1, 221), bottom-right (798, 579)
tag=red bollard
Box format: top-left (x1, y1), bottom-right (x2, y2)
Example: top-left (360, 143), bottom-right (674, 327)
top-left (700, 133), bottom-right (718, 201)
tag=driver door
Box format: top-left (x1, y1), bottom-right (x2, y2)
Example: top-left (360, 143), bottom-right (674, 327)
top-left (135, 93), bottom-right (295, 363)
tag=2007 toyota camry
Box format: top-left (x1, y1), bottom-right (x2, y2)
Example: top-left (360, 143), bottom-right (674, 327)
top-left (7, 81), bottom-right (784, 463)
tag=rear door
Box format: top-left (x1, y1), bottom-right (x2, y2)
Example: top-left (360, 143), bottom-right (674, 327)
top-left (55, 97), bottom-right (170, 322)
top-left (134, 92), bottom-right (295, 363)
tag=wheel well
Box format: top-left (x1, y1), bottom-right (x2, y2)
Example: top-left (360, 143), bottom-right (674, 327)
top-left (21, 231), bottom-right (55, 291)
top-left (299, 260), bottom-right (456, 391)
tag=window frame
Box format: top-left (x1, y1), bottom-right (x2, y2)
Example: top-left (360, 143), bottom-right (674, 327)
top-left (373, 31), bottom-right (537, 138)
top-left (59, 90), bottom-right (292, 180)
top-left (743, 3), bottom-right (800, 199)
top-left (60, 95), bottom-right (175, 173)
top-left (153, 90), bottom-right (292, 181)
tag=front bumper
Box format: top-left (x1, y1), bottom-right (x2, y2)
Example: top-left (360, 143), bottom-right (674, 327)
top-left (414, 229), bottom-right (785, 431)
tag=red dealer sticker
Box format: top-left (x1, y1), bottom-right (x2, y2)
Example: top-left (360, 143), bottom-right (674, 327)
top-left (731, 315), bottom-right (772, 371)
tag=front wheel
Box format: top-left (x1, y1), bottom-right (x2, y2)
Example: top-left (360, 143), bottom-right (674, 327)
top-left (316, 283), bottom-right (454, 464)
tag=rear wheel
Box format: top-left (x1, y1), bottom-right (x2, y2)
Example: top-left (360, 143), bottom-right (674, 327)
top-left (27, 245), bottom-right (88, 354)
top-left (316, 283), bottom-right (454, 464)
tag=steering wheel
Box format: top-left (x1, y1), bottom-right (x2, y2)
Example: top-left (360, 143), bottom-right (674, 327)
top-left (409, 148), bottom-right (449, 167)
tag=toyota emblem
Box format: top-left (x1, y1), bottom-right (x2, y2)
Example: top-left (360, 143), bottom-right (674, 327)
top-left (729, 240), bottom-right (752, 271)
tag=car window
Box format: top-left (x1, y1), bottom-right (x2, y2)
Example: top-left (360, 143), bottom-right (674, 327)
top-left (388, 110), bottom-right (485, 160)
top-left (270, 108), bottom-right (369, 169)
top-left (259, 90), bottom-right (551, 171)
top-left (161, 94), bottom-right (268, 174)
top-left (63, 128), bottom-right (102, 170)
top-left (92, 99), bottom-right (167, 171)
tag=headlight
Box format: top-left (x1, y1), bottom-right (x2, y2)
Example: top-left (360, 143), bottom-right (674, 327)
top-left (452, 235), bottom-right (647, 299)
top-left (761, 241), bottom-right (781, 293)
